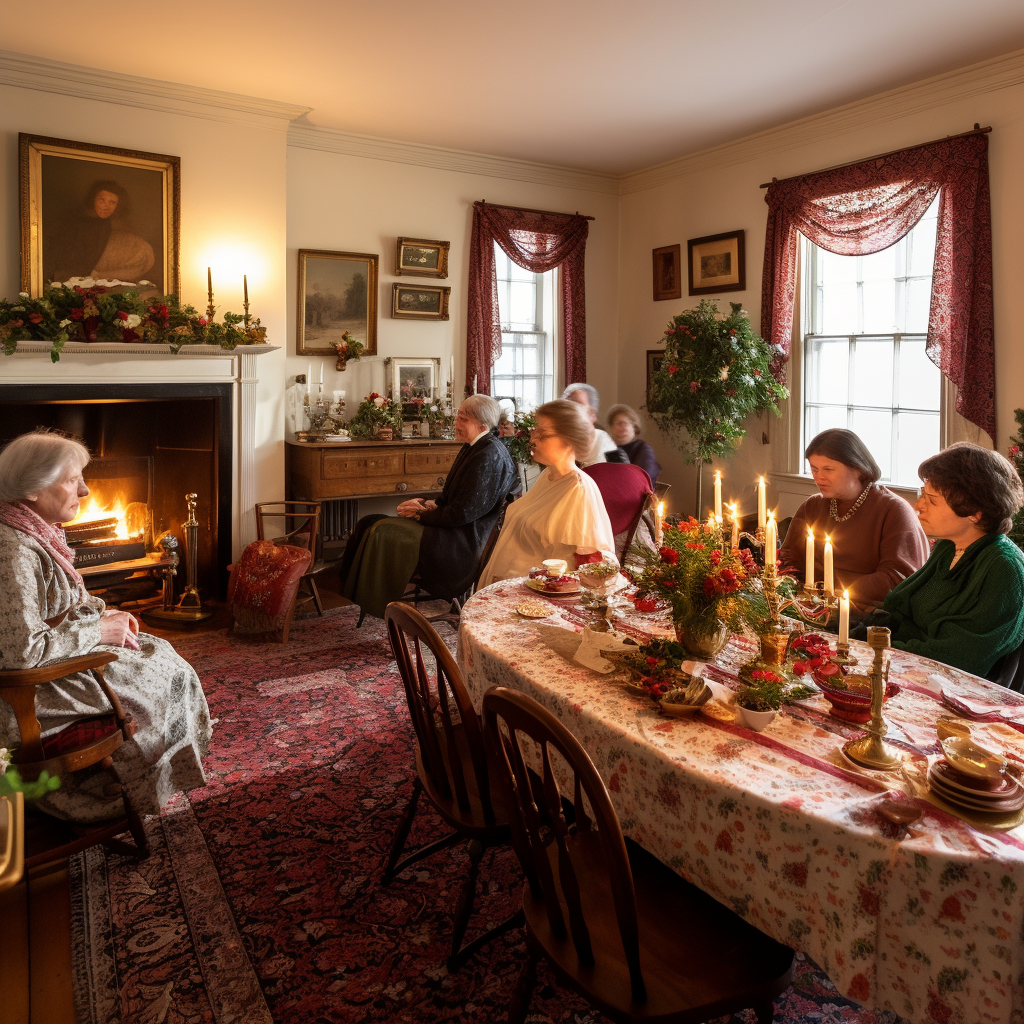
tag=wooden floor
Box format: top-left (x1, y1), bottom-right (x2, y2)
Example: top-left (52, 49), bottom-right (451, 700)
top-left (0, 863), bottom-right (76, 1024)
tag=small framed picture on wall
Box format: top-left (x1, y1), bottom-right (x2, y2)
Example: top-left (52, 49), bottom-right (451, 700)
top-left (646, 349), bottom-right (665, 403)
top-left (687, 230), bottom-right (746, 295)
top-left (391, 283), bottom-right (450, 320)
top-left (652, 244), bottom-right (682, 301)
top-left (395, 237), bottom-right (449, 278)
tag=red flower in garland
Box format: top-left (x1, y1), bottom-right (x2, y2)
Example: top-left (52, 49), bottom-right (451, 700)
top-left (659, 546), bottom-right (678, 565)
top-left (69, 308), bottom-right (83, 320)
top-left (689, 381), bottom-right (700, 392)
top-left (28, 312), bottom-right (44, 324)
top-left (668, 365), bottom-right (679, 376)
top-left (684, 542), bottom-right (705, 550)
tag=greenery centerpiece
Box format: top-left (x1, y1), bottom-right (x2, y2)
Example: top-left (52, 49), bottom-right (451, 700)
top-left (0, 284), bottom-right (267, 363)
top-left (500, 410), bottom-right (536, 466)
top-left (347, 392), bottom-right (403, 439)
top-left (1009, 409), bottom-right (1024, 552)
top-left (632, 516), bottom-right (764, 657)
top-left (647, 299), bottom-right (788, 513)
top-left (330, 330), bottom-right (364, 370)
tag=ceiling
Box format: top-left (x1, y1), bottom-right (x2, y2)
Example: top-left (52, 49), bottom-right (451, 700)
top-left (5, 0), bottom-right (1024, 174)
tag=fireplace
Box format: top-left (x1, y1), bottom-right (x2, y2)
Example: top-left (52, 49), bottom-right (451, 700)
top-left (0, 382), bottom-right (232, 597)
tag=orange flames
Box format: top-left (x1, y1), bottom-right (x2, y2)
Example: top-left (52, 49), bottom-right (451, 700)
top-left (66, 495), bottom-right (141, 540)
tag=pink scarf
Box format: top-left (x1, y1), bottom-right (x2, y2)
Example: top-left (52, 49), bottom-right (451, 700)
top-left (0, 500), bottom-right (86, 590)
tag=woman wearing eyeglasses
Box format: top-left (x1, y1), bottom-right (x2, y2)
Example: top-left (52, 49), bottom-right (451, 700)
top-left (479, 400), bottom-right (616, 586)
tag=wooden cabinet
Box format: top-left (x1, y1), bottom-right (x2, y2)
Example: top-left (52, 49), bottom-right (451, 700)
top-left (287, 439), bottom-right (462, 501)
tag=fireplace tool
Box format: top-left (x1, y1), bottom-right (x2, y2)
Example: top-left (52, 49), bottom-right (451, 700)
top-left (142, 493), bottom-right (212, 627)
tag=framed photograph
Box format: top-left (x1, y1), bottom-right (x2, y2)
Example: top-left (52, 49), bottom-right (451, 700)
top-left (395, 237), bottom-right (449, 278)
top-left (687, 230), bottom-right (746, 295)
top-left (297, 249), bottom-right (379, 356)
top-left (391, 283), bottom-right (450, 321)
top-left (652, 243), bottom-right (682, 301)
top-left (646, 349), bottom-right (665, 403)
top-left (19, 133), bottom-right (180, 297)
top-left (385, 356), bottom-right (441, 417)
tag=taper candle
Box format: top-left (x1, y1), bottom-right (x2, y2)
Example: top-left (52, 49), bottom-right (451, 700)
top-left (319, 362), bottom-right (324, 387)
top-left (805, 528), bottom-right (815, 588)
top-left (839, 589), bottom-right (850, 645)
top-left (714, 470), bottom-right (722, 520)
top-left (729, 502), bottom-right (739, 550)
top-left (823, 535), bottom-right (834, 595)
top-left (757, 477), bottom-right (766, 528)
top-left (655, 500), bottom-right (664, 546)
top-left (765, 512), bottom-right (777, 562)
top-left (243, 274), bottom-right (248, 305)
top-left (306, 362), bottom-right (312, 397)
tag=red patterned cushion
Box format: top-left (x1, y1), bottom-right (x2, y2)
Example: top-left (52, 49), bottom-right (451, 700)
top-left (41, 714), bottom-right (119, 757)
top-left (228, 540), bottom-right (312, 633)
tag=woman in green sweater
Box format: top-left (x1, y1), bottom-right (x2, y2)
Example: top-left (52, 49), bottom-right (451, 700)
top-left (873, 443), bottom-right (1024, 680)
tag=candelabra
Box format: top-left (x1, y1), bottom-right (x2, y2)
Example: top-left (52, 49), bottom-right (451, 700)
top-left (299, 386), bottom-right (345, 440)
top-left (758, 549), bottom-right (789, 666)
top-left (842, 627), bottom-right (901, 771)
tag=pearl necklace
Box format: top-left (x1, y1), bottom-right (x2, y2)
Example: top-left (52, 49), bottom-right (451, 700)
top-left (829, 485), bottom-right (873, 523)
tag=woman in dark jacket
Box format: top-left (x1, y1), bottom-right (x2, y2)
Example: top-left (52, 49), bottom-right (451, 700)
top-left (607, 404), bottom-right (660, 487)
top-left (339, 395), bottom-right (518, 621)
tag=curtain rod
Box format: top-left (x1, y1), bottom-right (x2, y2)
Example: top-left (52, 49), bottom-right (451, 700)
top-left (475, 200), bottom-right (594, 221)
top-left (758, 124), bottom-right (992, 189)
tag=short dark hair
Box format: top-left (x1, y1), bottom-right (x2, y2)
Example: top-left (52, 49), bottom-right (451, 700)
top-left (918, 442), bottom-right (1024, 535)
top-left (804, 429), bottom-right (881, 486)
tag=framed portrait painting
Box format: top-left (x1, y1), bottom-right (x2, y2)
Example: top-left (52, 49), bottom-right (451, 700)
top-left (687, 230), bottom-right (746, 295)
top-left (395, 237), bottom-right (449, 278)
top-left (19, 133), bottom-right (180, 297)
top-left (391, 283), bottom-right (450, 321)
top-left (385, 356), bottom-right (441, 417)
top-left (652, 243), bottom-right (682, 301)
top-left (297, 249), bottom-right (379, 356)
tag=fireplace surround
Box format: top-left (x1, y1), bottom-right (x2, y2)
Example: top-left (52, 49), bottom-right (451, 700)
top-left (1, 341), bottom-right (279, 598)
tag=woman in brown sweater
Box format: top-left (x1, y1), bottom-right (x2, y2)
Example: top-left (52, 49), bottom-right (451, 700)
top-left (778, 429), bottom-right (930, 613)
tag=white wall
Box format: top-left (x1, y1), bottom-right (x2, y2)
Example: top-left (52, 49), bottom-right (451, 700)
top-left (617, 57), bottom-right (1024, 522)
top-left (285, 142), bottom-right (621, 420)
top-left (0, 78), bottom-right (291, 544)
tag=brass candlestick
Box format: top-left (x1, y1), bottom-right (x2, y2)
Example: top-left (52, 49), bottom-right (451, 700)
top-left (758, 540), bottom-right (789, 665)
top-left (843, 627), bottom-right (902, 771)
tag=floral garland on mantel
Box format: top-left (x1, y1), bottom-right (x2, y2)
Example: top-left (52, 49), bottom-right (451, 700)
top-left (1, 283), bottom-right (268, 363)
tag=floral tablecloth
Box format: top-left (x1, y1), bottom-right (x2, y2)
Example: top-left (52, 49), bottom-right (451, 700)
top-left (457, 579), bottom-right (1024, 1024)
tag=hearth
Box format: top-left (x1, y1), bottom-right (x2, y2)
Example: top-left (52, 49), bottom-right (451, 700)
top-left (0, 383), bottom-right (232, 597)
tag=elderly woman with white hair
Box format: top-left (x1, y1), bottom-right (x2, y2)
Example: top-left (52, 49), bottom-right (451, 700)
top-left (339, 394), bottom-right (519, 621)
top-left (0, 430), bottom-right (212, 823)
top-left (562, 383), bottom-right (625, 467)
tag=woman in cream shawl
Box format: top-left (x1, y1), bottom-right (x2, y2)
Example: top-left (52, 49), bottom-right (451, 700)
top-left (480, 400), bottom-right (615, 586)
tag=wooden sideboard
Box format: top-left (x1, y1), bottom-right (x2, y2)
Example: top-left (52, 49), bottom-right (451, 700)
top-left (286, 439), bottom-right (462, 502)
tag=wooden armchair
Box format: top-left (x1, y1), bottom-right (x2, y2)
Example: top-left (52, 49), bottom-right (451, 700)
top-left (255, 501), bottom-right (324, 616)
top-left (0, 653), bottom-right (149, 869)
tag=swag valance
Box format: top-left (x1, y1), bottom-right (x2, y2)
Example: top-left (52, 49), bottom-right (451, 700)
top-left (467, 202), bottom-right (589, 396)
top-left (760, 131), bottom-right (994, 439)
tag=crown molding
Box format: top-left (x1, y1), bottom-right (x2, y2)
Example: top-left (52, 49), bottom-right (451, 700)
top-left (620, 47), bottom-right (1024, 195)
top-left (287, 121), bottom-right (621, 195)
top-left (0, 49), bottom-right (310, 131)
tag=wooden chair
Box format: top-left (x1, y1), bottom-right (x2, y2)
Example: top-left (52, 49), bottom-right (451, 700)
top-left (255, 501), bottom-right (324, 616)
top-left (0, 653), bottom-right (149, 870)
top-left (482, 686), bottom-right (794, 1024)
top-left (992, 636), bottom-right (1024, 692)
top-left (383, 603), bottom-right (523, 971)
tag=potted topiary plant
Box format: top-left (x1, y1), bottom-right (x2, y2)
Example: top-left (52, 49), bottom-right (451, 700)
top-left (733, 671), bottom-right (815, 731)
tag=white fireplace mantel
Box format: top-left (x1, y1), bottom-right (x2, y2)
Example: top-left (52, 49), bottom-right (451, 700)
top-left (1, 342), bottom-right (280, 553)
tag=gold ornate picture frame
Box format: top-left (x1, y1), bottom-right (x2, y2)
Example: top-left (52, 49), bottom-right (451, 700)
top-left (19, 133), bottom-right (180, 297)
top-left (395, 237), bottom-right (449, 279)
top-left (687, 229), bottom-right (746, 295)
top-left (391, 283), bottom-right (450, 321)
top-left (297, 248), bottom-right (379, 356)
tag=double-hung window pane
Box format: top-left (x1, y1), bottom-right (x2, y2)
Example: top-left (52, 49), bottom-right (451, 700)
top-left (803, 196), bottom-right (941, 487)
top-left (491, 244), bottom-right (556, 412)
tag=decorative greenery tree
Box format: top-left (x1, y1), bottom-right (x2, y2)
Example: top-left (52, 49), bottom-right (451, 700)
top-left (1008, 409), bottom-right (1024, 551)
top-left (647, 300), bottom-right (788, 511)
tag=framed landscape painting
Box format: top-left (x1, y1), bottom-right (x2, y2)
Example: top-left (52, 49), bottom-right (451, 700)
top-left (391, 283), bottom-right (450, 321)
top-left (395, 237), bottom-right (449, 278)
top-left (297, 249), bottom-right (379, 356)
top-left (687, 230), bottom-right (746, 295)
top-left (19, 133), bottom-right (180, 298)
top-left (646, 349), bottom-right (664, 403)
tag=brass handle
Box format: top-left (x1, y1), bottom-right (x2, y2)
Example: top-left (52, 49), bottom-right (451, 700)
top-left (396, 482), bottom-right (408, 492)
top-left (437, 476), bottom-right (445, 486)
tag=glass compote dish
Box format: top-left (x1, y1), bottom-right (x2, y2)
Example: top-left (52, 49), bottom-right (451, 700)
top-left (577, 559), bottom-right (627, 630)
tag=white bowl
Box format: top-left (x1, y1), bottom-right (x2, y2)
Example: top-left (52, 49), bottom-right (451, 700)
top-left (736, 705), bottom-right (777, 732)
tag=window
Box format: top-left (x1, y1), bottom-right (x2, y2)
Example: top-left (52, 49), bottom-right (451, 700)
top-left (802, 196), bottom-right (940, 486)
top-left (491, 244), bottom-right (557, 413)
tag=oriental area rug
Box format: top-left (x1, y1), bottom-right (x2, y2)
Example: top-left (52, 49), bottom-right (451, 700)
top-left (69, 605), bottom-right (909, 1024)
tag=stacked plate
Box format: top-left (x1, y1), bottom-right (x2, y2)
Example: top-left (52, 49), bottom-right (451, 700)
top-left (927, 737), bottom-right (1024, 815)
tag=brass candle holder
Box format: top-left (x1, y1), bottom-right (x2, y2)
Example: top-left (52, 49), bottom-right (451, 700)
top-left (142, 493), bottom-right (212, 628)
top-left (757, 541), bottom-right (789, 666)
top-left (832, 640), bottom-right (859, 667)
top-left (842, 627), bottom-right (902, 772)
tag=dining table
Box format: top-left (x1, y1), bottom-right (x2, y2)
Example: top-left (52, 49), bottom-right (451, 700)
top-left (457, 577), bottom-right (1024, 1024)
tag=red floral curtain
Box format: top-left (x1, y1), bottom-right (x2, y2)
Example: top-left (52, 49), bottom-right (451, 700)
top-left (761, 133), bottom-right (994, 439)
top-left (467, 203), bottom-right (589, 396)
